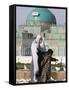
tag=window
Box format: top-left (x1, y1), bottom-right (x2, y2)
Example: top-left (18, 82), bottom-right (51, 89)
top-left (43, 33), bottom-right (45, 38)
top-left (25, 48), bottom-right (31, 56)
top-left (58, 47), bottom-right (65, 56)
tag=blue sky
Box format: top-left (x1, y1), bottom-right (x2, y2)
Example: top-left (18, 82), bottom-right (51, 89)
top-left (16, 6), bottom-right (66, 29)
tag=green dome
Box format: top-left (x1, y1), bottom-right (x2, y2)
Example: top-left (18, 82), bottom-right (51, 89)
top-left (27, 8), bottom-right (56, 24)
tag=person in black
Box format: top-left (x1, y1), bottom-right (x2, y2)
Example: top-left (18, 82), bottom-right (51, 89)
top-left (37, 48), bottom-right (58, 82)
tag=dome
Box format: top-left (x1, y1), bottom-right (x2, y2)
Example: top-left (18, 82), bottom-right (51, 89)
top-left (27, 8), bottom-right (56, 24)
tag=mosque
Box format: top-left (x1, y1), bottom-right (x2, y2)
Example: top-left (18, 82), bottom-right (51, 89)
top-left (16, 8), bottom-right (66, 83)
top-left (16, 8), bottom-right (65, 57)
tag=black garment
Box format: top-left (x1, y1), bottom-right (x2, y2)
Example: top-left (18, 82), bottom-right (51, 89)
top-left (37, 48), bottom-right (48, 82)
top-left (37, 48), bottom-right (58, 82)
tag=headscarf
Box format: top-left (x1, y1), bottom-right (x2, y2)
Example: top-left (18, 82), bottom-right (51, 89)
top-left (35, 35), bottom-right (41, 43)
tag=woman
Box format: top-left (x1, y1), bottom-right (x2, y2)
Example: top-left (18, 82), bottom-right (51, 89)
top-left (31, 35), bottom-right (49, 82)
top-left (40, 49), bottom-right (58, 82)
